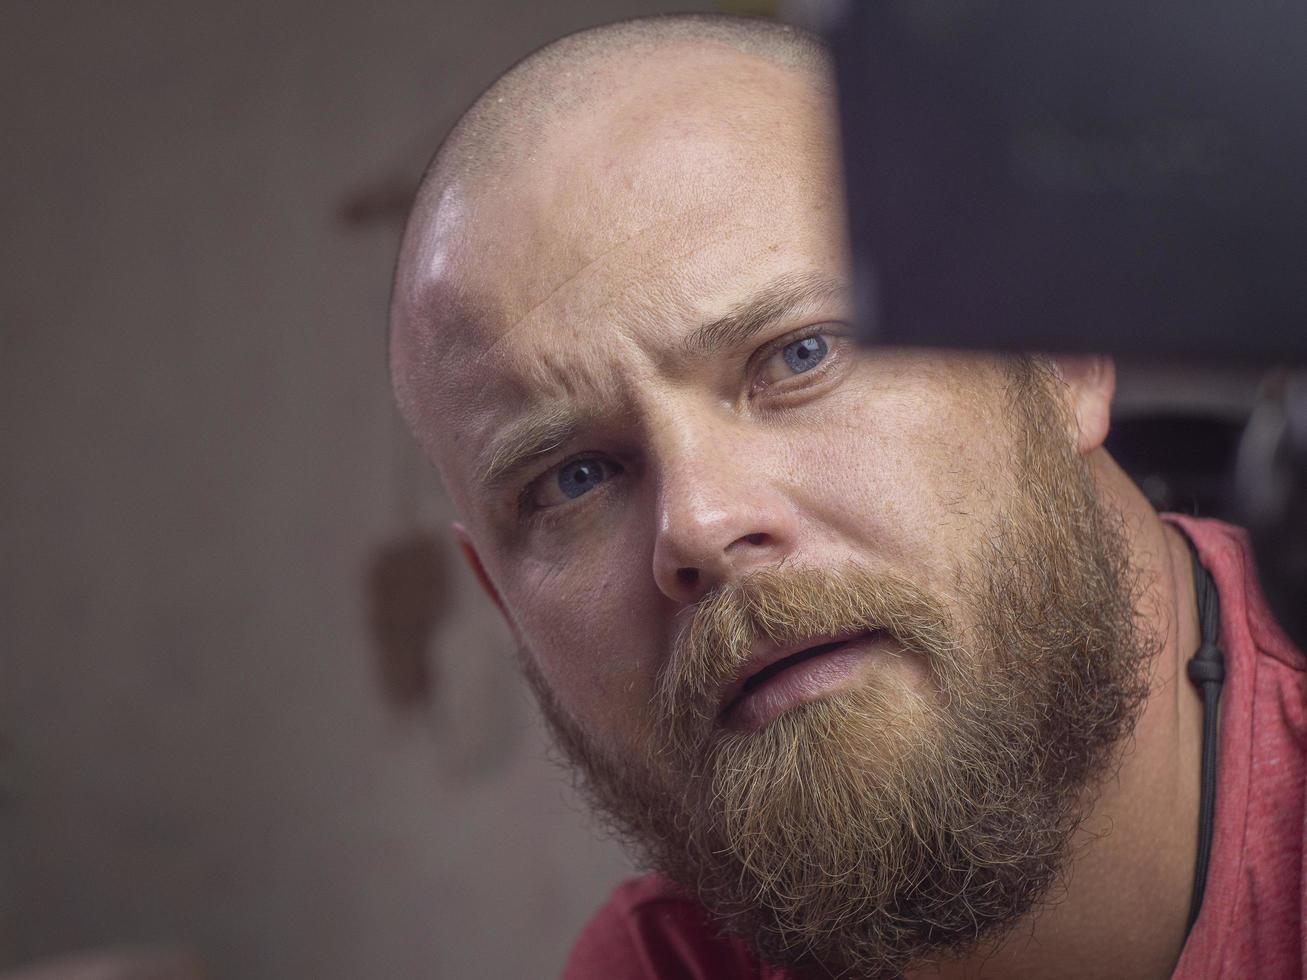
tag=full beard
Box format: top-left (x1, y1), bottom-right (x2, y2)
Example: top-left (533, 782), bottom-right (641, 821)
top-left (521, 359), bottom-right (1155, 979)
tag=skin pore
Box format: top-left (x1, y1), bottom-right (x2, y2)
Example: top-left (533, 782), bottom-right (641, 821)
top-left (391, 32), bottom-right (1208, 980)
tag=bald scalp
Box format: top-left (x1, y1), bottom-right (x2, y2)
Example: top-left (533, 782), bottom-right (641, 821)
top-left (424, 14), bottom-right (830, 197)
top-left (388, 13), bottom-right (832, 442)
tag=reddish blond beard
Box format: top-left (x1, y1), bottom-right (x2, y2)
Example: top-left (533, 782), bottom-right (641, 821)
top-left (521, 360), bottom-right (1154, 978)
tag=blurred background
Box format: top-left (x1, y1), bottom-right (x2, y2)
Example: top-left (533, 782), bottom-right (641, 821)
top-left (0, 1), bottom-right (1266, 978)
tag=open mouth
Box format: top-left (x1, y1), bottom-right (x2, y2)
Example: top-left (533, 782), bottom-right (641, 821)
top-left (733, 640), bottom-right (851, 704)
top-left (721, 631), bottom-right (881, 724)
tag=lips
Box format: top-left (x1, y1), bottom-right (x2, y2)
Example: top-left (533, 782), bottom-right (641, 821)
top-left (719, 629), bottom-right (880, 720)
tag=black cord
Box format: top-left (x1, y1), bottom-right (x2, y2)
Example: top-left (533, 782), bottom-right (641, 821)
top-left (1183, 540), bottom-right (1225, 938)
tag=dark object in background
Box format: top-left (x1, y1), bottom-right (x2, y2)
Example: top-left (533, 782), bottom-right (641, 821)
top-left (826, 0), bottom-right (1307, 360)
top-left (337, 174), bottom-right (416, 229)
top-left (366, 530), bottom-right (448, 709)
top-left (1237, 373), bottom-right (1307, 651)
top-left (1106, 413), bottom-right (1242, 519)
top-left (822, 0), bottom-right (1307, 647)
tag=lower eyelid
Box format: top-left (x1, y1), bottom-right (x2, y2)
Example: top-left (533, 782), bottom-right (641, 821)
top-left (526, 475), bottom-right (622, 530)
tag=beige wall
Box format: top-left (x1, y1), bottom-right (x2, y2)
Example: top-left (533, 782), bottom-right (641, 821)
top-left (0, 2), bottom-right (713, 977)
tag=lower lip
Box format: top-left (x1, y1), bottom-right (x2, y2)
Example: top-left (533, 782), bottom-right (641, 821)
top-left (724, 633), bottom-right (891, 731)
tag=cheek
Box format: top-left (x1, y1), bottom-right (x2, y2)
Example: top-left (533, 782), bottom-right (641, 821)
top-left (499, 523), bottom-right (663, 753)
top-left (782, 355), bottom-right (1019, 589)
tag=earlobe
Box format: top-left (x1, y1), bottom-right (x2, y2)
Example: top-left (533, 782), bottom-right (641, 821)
top-left (1046, 354), bottom-right (1116, 455)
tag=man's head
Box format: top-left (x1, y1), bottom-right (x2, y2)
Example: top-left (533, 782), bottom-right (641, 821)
top-left (390, 15), bottom-right (1154, 978)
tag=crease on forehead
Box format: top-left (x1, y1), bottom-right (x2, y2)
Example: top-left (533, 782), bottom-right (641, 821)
top-left (464, 342), bottom-right (640, 492)
top-left (408, 199), bottom-right (840, 489)
top-left (405, 49), bottom-right (843, 482)
top-left (446, 215), bottom-right (847, 492)
top-left (467, 265), bottom-right (851, 494)
top-left (474, 201), bottom-right (753, 367)
top-left (468, 68), bottom-right (818, 336)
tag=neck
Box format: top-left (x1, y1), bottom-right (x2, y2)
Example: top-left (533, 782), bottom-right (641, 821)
top-left (910, 452), bottom-right (1205, 980)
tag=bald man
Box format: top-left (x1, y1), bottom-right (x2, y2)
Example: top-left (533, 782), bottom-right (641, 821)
top-left (389, 14), bottom-right (1306, 980)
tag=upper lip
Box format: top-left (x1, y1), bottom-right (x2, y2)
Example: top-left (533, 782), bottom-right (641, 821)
top-left (718, 629), bottom-right (874, 717)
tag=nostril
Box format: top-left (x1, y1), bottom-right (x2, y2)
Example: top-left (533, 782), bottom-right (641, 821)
top-left (744, 533), bottom-right (767, 546)
top-left (676, 567), bottom-right (699, 588)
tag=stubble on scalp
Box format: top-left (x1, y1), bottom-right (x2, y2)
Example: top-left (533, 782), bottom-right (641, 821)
top-left (521, 358), bottom-right (1154, 978)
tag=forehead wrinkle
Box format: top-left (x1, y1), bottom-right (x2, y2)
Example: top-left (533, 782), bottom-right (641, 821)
top-left (499, 212), bottom-right (706, 346)
top-left (472, 217), bottom-right (777, 398)
top-left (472, 199), bottom-right (741, 366)
top-left (474, 328), bottom-right (644, 490)
top-left (523, 323), bottom-right (640, 406)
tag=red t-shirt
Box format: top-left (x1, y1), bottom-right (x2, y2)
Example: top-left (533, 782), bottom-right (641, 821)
top-left (564, 517), bottom-right (1307, 979)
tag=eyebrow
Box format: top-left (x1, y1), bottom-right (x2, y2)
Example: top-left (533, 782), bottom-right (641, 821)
top-left (679, 273), bottom-right (849, 358)
top-left (478, 403), bottom-right (591, 490)
top-left (476, 273), bottom-right (850, 491)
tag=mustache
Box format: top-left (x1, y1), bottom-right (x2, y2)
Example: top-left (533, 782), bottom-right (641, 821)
top-left (654, 563), bottom-right (962, 752)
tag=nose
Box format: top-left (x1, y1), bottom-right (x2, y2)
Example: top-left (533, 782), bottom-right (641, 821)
top-left (651, 434), bottom-right (799, 605)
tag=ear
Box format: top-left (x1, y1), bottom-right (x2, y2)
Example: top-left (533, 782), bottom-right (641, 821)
top-left (1045, 354), bottom-right (1116, 455)
top-left (453, 521), bottom-right (519, 639)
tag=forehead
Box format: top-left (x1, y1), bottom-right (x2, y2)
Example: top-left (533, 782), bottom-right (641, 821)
top-left (403, 49), bottom-right (845, 483)
top-left (478, 49), bottom-right (837, 319)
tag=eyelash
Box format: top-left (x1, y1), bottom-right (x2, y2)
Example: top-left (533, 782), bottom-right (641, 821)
top-left (517, 323), bottom-right (848, 523)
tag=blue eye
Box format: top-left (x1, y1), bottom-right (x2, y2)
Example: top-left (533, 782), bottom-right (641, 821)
top-left (557, 458), bottom-right (612, 499)
top-left (781, 335), bottom-right (828, 374)
top-left (529, 455), bottom-right (624, 512)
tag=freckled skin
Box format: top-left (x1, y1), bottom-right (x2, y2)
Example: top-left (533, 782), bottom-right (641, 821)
top-left (392, 43), bottom-right (1208, 980)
